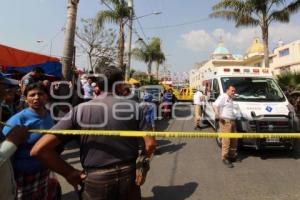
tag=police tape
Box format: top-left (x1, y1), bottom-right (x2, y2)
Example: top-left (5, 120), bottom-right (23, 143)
top-left (1, 121), bottom-right (300, 138)
top-left (30, 129), bottom-right (300, 138)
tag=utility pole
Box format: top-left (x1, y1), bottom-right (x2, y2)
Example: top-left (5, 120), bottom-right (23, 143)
top-left (125, 0), bottom-right (133, 82)
top-left (62, 0), bottom-right (79, 81)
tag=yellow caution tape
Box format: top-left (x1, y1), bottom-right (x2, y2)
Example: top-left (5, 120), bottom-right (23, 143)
top-left (31, 129), bottom-right (300, 138)
top-left (1, 121), bottom-right (300, 138)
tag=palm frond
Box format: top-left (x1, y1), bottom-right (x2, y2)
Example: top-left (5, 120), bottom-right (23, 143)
top-left (210, 10), bottom-right (240, 21)
top-left (236, 15), bottom-right (260, 27)
top-left (131, 48), bottom-right (148, 62)
top-left (269, 9), bottom-right (290, 23)
top-left (212, 0), bottom-right (245, 11)
top-left (95, 10), bottom-right (118, 28)
top-left (285, 0), bottom-right (300, 13)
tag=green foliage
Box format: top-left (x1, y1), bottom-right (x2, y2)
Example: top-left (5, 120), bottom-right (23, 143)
top-left (277, 71), bottom-right (300, 91)
top-left (95, 0), bottom-right (131, 69)
top-left (211, 0), bottom-right (300, 27)
top-left (210, 0), bottom-right (300, 68)
top-left (131, 37), bottom-right (165, 80)
top-left (96, 0), bottom-right (130, 27)
top-left (139, 77), bottom-right (159, 86)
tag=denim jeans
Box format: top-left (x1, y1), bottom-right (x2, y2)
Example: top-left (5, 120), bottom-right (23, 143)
top-left (82, 164), bottom-right (141, 200)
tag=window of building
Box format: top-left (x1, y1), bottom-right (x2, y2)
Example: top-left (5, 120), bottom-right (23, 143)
top-left (269, 58), bottom-right (273, 64)
top-left (279, 48), bottom-right (289, 57)
top-left (254, 63), bottom-right (261, 67)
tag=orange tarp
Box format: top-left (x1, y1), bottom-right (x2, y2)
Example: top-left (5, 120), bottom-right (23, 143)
top-left (0, 44), bottom-right (59, 67)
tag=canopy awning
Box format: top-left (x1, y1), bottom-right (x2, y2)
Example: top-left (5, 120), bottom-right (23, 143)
top-left (0, 44), bottom-right (62, 77)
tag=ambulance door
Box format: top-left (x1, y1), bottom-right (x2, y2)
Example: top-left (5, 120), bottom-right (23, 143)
top-left (206, 78), bottom-right (220, 128)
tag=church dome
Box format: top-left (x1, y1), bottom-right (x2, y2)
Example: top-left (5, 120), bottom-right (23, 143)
top-left (212, 39), bottom-right (232, 59)
top-left (213, 41), bottom-right (230, 55)
top-left (246, 37), bottom-right (264, 55)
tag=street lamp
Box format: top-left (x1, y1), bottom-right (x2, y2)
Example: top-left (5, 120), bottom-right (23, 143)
top-left (125, 0), bottom-right (162, 81)
top-left (36, 40), bottom-right (53, 56)
top-left (133, 12), bottom-right (162, 20)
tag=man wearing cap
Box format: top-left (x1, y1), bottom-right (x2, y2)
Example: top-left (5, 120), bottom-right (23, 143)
top-left (213, 85), bottom-right (238, 168)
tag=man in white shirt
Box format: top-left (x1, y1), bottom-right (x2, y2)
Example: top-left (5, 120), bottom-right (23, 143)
top-left (83, 78), bottom-right (93, 101)
top-left (193, 88), bottom-right (204, 130)
top-left (213, 85), bottom-right (237, 168)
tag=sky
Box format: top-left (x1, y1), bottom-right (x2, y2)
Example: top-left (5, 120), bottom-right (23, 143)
top-left (1, 0), bottom-right (300, 77)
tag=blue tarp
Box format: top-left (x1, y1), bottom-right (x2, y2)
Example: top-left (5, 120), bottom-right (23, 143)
top-left (6, 61), bottom-right (62, 78)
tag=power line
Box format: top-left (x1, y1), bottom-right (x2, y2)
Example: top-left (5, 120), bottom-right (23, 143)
top-left (136, 18), bottom-right (148, 42)
top-left (101, 1), bottom-right (149, 45)
top-left (145, 17), bottom-right (211, 30)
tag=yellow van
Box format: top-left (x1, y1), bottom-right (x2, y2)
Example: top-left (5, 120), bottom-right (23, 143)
top-left (174, 87), bottom-right (196, 101)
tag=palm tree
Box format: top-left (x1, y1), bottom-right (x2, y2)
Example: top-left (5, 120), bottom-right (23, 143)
top-left (62, 0), bottom-right (80, 81)
top-left (277, 72), bottom-right (300, 113)
top-left (210, 0), bottom-right (300, 68)
top-left (132, 37), bottom-right (165, 81)
top-left (96, 0), bottom-right (130, 72)
top-left (155, 52), bottom-right (166, 80)
top-left (277, 71), bottom-right (300, 91)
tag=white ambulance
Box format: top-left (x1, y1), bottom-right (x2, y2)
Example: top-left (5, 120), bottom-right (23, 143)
top-left (200, 66), bottom-right (299, 150)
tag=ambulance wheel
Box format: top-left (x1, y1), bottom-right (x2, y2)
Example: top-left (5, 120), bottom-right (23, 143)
top-left (285, 139), bottom-right (296, 151)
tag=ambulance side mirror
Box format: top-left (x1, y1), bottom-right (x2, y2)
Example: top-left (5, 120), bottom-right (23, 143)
top-left (208, 96), bottom-right (216, 102)
top-left (209, 92), bottom-right (216, 101)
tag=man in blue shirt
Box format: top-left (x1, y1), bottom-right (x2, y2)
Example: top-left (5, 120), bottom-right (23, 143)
top-left (140, 93), bottom-right (156, 131)
top-left (2, 82), bottom-right (61, 200)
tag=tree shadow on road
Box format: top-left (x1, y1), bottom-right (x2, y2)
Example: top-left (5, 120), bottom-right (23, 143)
top-left (155, 142), bottom-right (187, 155)
top-left (156, 119), bottom-right (171, 131)
top-left (142, 182), bottom-right (198, 200)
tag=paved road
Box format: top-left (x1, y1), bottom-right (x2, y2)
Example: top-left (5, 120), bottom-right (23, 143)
top-left (60, 106), bottom-right (300, 200)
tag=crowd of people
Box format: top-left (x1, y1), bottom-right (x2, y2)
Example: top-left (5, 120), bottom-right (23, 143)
top-left (0, 65), bottom-right (156, 200)
top-left (0, 64), bottom-right (254, 199)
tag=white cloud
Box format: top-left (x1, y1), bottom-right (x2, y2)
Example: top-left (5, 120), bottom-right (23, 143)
top-left (180, 22), bottom-right (300, 54)
top-left (180, 30), bottom-right (216, 52)
top-left (269, 23), bottom-right (300, 45)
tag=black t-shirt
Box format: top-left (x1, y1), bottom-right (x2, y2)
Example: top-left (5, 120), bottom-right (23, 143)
top-left (52, 94), bottom-right (141, 168)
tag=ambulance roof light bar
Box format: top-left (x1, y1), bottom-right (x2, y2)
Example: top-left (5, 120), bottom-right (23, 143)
top-left (253, 69), bottom-right (259, 73)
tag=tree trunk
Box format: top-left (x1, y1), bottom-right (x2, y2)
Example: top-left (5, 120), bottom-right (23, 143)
top-left (118, 21), bottom-right (125, 73)
top-left (156, 63), bottom-right (160, 80)
top-left (88, 53), bottom-right (93, 72)
top-left (262, 19), bottom-right (269, 68)
top-left (62, 0), bottom-right (79, 81)
top-left (147, 61), bottom-right (152, 81)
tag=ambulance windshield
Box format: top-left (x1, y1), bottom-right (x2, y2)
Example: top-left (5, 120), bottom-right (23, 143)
top-left (221, 77), bottom-right (285, 102)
